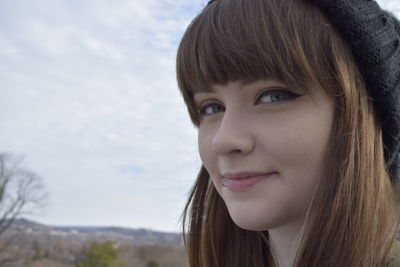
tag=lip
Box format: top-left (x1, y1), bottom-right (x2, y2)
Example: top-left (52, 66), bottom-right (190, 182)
top-left (222, 171), bottom-right (277, 180)
top-left (222, 171), bottom-right (277, 192)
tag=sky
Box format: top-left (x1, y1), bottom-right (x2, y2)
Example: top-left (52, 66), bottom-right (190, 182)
top-left (0, 0), bottom-right (398, 233)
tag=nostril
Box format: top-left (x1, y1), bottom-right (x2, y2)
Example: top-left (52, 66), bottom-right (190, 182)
top-left (229, 149), bottom-right (242, 154)
top-left (212, 130), bottom-right (255, 156)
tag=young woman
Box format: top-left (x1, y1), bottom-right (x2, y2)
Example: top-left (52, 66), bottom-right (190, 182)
top-left (176, 0), bottom-right (400, 266)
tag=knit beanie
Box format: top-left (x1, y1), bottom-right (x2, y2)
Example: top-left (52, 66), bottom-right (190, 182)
top-left (206, 0), bottom-right (400, 183)
top-left (309, 0), bottom-right (400, 183)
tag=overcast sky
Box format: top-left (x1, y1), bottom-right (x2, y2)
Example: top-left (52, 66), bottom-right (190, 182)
top-left (0, 0), bottom-right (398, 232)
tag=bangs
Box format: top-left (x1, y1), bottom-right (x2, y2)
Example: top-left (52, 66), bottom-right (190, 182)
top-left (176, 0), bottom-right (347, 124)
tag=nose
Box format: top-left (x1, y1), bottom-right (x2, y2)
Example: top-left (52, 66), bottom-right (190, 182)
top-left (211, 110), bottom-right (255, 156)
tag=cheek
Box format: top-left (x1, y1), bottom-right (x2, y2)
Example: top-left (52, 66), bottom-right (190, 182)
top-left (273, 124), bottom-right (330, 172)
top-left (197, 125), bottom-right (226, 193)
top-left (197, 126), bottom-right (216, 172)
top-left (287, 115), bottom-right (331, 174)
top-left (257, 99), bottom-right (333, 176)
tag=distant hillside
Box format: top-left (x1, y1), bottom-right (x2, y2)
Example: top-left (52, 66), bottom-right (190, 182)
top-left (10, 218), bottom-right (183, 246)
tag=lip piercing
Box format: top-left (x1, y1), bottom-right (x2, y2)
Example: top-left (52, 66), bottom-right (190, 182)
top-left (221, 178), bottom-right (227, 187)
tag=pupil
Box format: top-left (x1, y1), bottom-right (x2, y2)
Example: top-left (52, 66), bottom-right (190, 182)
top-left (214, 106), bottom-right (223, 112)
top-left (272, 92), bottom-right (285, 101)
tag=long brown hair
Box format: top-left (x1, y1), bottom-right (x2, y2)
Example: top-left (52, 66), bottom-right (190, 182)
top-left (176, 0), bottom-right (400, 266)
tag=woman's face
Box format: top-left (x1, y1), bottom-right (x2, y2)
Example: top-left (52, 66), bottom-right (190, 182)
top-left (194, 79), bottom-right (335, 231)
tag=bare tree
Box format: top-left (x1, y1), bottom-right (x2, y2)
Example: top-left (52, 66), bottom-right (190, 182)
top-left (0, 153), bottom-right (48, 265)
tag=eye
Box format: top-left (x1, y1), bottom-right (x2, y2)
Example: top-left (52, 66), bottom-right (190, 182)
top-left (255, 89), bottom-right (302, 104)
top-left (198, 102), bottom-right (225, 116)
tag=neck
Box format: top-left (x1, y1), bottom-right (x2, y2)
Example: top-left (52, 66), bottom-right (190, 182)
top-left (268, 217), bottom-right (306, 267)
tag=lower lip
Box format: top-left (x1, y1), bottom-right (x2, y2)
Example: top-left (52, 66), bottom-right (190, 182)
top-left (223, 173), bottom-right (276, 192)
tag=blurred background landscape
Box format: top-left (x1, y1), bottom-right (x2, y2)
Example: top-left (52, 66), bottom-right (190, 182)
top-left (0, 218), bottom-right (187, 266)
top-left (0, 0), bottom-right (398, 266)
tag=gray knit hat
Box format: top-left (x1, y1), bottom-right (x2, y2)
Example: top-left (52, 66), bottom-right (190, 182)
top-left (310, 0), bottom-right (400, 182)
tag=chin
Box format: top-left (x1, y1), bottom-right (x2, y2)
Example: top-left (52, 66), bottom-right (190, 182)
top-left (234, 222), bottom-right (268, 231)
top-left (226, 203), bottom-right (292, 231)
top-left (228, 211), bottom-right (272, 231)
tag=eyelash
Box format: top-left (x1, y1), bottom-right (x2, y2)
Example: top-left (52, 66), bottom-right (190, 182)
top-left (197, 89), bottom-right (303, 116)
